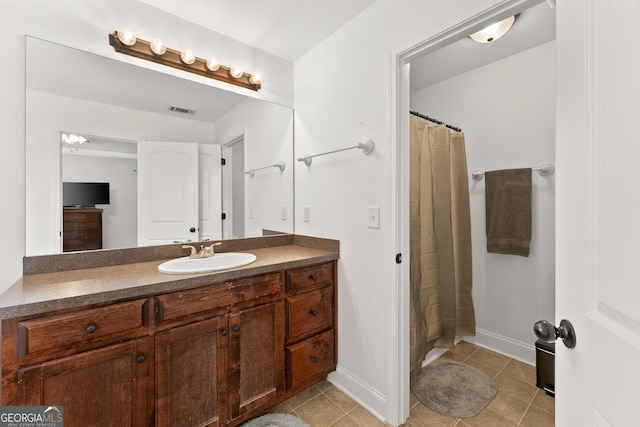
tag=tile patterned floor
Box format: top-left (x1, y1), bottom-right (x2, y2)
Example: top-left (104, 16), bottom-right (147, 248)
top-left (273, 341), bottom-right (554, 427)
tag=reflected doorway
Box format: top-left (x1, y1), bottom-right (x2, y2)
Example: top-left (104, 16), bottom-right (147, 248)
top-left (222, 135), bottom-right (245, 239)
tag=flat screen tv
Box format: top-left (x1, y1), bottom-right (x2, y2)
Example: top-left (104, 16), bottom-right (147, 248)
top-left (63, 182), bottom-right (110, 207)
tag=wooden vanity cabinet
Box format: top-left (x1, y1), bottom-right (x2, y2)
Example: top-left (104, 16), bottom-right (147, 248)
top-left (1, 260), bottom-right (337, 427)
top-left (155, 301), bottom-right (284, 427)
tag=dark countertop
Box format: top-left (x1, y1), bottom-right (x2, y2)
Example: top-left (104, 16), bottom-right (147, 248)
top-left (0, 235), bottom-right (339, 320)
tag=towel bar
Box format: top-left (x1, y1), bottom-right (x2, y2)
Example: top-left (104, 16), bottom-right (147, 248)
top-left (471, 163), bottom-right (554, 181)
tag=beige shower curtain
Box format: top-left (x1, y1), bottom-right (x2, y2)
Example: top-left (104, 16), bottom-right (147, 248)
top-left (409, 115), bottom-right (475, 380)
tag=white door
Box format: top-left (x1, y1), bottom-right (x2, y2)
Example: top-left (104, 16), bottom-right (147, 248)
top-left (137, 141), bottom-right (199, 246)
top-left (555, 0), bottom-right (640, 425)
top-left (198, 144), bottom-right (222, 241)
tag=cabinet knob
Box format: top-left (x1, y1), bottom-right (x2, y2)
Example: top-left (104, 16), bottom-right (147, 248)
top-left (136, 355), bottom-right (146, 363)
top-left (311, 356), bottom-right (318, 363)
top-left (85, 324), bottom-right (97, 334)
top-left (233, 325), bottom-right (241, 333)
top-left (221, 329), bottom-right (228, 336)
top-left (309, 309), bottom-right (318, 317)
top-left (309, 274), bottom-right (318, 281)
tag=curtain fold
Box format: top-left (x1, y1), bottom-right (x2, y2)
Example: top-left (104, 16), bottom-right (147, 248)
top-left (409, 115), bottom-right (475, 380)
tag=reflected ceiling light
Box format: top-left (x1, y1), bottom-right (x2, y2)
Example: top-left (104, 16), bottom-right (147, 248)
top-left (249, 73), bottom-right (262, 85)
top-left (116, 29), bottom-right (136, 46)
top-left (206, 58), bottom-right (220, 71)
top-left (180, 50), bottom-right (196, 65)
top-left (229, 66), bottom-right (243, 79)
top-left (108, 30), bottom-right (261, 91)
top-left (150, 40), bottom-right (167, 55)
top-left (61, 133), bottom-right (90, 145)
top-left (468, 15), bottom-right (518, 43)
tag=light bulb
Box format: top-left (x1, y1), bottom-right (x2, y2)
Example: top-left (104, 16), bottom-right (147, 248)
top-left (150, 40), bottom-right (167, 55)
top-left (206, 58), bottom-right (220, 71)
top-left (230, 66), bottom-right (243, 79)
top-left (249, 73), bottom-right (262, 85)
top-left (180, 50), bottom-right (196, 65)
top-left (117, 29), bottom-right (136, 46)
top-left (468, 15), bottom-right (517, 43)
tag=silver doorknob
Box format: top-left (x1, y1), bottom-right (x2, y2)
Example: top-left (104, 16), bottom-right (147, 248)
top-left (533, 319), bottom-right (576, 349)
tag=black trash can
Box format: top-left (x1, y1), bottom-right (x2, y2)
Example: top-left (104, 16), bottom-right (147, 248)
top-left (535, 339), bottom-right (555, 397)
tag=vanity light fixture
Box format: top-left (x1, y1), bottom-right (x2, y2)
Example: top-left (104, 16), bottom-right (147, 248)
top-left (150, 40), bottom-right (167, 55)
top-left (180, 50), bottom-right (196, 65)
top-left (108, 30), bottom-right (261, 91)
top-left (468, 14), bottom-right (518, 43)
top-left (206, 58), bottom-right (220, 71)
top-left (229, 66), bottom-right (243, 79)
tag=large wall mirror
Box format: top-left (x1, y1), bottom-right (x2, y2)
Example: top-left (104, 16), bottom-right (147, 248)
top-left (25, 37), bottom-right (294, 256)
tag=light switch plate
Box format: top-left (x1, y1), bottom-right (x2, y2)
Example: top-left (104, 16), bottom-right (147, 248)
top-left (281, 206), bottom-right (287, 220)
top-left (304, 206), bottom-right (311, 222)
top-left (368, 206), bottom-right (380, 229)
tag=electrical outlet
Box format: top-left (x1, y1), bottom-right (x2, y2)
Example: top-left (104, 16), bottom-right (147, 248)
top-left (248, 206), bottom-right (254, 219)
top-left (304, 206), bottom-right (311, 222)
top-left (368, 206), bottom-right (380, 229)
top-left (281, 206), bottom-right (287, 220)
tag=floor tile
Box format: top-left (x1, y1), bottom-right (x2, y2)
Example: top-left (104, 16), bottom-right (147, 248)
top-left (329, 415), bottom-right (361, 427)
top-left (405, 403), bottom-right (460, 427)
top-left (530, 389), bottom-right (555, 414)
top-left (501, 359), bottom-right (536, 385)
top-left (463, 358), bottom-right (500, 380)
top-left (347, 406), bottom-right (389, 427)
top-left (284, 385), bottom-right (323, 409)
top-left (324, 387), bottom-right (359, 412)
top-left (296, 395), bottom-right (344, 427)
top-left (485, 391), bottom-right (528, 423)
top-left (494, 373), bottom-right (537, 404)
top-left (458, 407), bottom-right (516, 427)
top-left (467, 348), bottom-right (510, 372)
top-left (520, 406), bottom-right (554, 427)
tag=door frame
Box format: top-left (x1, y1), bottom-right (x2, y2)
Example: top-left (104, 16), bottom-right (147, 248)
top-left (387, 0), bottom-right (544, 424)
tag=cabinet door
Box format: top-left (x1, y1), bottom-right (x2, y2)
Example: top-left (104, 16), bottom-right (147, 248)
top-left (155, 316), bottom-right (227, 427)
top-left (228, 301), bottom-right (284, 421)
top-left (19, 337), bottom-right (152, 427)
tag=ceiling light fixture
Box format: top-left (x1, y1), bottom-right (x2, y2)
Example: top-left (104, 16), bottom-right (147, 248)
top-left (108, 30), bottom-right (261, 91)
top-left (468, 15), bottom-right (518, 43)
top-left (61, 133), bottom-right (90, 145)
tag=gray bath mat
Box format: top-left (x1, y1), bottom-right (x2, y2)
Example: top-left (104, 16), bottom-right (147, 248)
top-left (239, 413), bottom-right (310, 427)
top-left (411, 359), bottom-right (497, 418)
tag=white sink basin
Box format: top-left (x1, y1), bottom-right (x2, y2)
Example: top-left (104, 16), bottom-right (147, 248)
top-left (158, 252), bottom-right (257, 274)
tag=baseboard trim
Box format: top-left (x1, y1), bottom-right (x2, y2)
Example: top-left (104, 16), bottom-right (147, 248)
top-left (328, 365), bottom-right (387, 422)
top-left (464, 328), bottom-right (536, 365)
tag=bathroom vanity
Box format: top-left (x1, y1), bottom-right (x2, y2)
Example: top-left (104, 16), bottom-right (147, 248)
top-left (0, 235), bottom-right (338, 427)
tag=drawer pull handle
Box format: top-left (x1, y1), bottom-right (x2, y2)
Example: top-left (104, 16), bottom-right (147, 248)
top-left (309, 274), bottom-right (318, 281)
top-left (311, 356), bottom-right (318, 363)
top-left (221, 329), bottom-right (228, 336)
top-left (136, 355), bottom-right (146, 363)
top-left (309, 309), bottom-right (318, 317)
top-left (85, 324), bottom-right (97, 334)
top-left (233, 325), bottom-right (241, 333)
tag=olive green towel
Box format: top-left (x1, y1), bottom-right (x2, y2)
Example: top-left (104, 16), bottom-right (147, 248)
top-left (484, 168), bottom-right (532, 257)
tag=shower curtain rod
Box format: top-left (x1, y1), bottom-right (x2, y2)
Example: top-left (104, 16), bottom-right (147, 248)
top-left (410, 110), bottom-right (462, 132)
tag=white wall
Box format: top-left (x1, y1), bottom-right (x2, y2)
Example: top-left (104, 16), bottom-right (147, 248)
top-left (411, 41), bottom-right (556, 363)
top-left (214, 98), bottom-right (294, 237)
top-left (293, 0), bottom-right (520, 420)
top-left (1, 0), bottom-right (293, 292)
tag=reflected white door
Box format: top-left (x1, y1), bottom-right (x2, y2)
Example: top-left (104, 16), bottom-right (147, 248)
top-left (198, 144), bottom-right (222, 241)
top-left (556, 0), bottom-right (640, 425)
top-left (137, 141), bottom-right (199, 246)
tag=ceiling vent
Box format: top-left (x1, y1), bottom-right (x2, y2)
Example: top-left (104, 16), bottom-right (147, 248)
top-left (168, 106), bottom-right (196, 115)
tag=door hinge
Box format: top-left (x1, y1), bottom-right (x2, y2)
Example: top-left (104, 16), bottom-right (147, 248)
top-left (221, 213), bottom-right (226, 220)
top-left (221, 158), bottom-right (226, 166)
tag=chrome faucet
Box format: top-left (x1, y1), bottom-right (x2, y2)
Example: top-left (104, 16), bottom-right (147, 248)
top-left (182, 242), bottom-right (222, 258)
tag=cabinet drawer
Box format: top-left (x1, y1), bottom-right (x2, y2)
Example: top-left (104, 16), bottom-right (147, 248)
top-left (286, 286), bottom-right (333, 340)
top-left (155, 272), bottom-right (281, 324)
top-left (18, 299), bottom-right (148, 359)
top-left (285, 262), bottom-right (334, 292)
top-left (286, 329), bottom-right (335, 390)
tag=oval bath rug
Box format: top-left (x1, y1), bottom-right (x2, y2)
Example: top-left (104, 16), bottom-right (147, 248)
top-left (411, 359), bottom-right (497, 418)
top-left (239, 413), bottom-right (310, 427)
